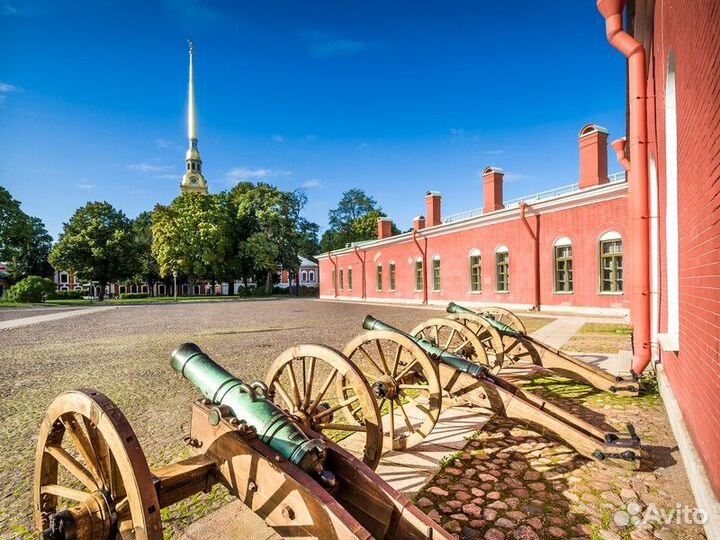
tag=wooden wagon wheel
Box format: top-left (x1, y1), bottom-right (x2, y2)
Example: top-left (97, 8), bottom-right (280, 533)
top-left (479, 306), bottom-right (527, 335)
top-left (410, 318), bottom-right (489, 366)
top-left (265, 344), bottom-right (384, 469)
top-left (342, 330), bottom-right (442, 451)
top-left (445, 313), bottom-right (506, 369)
top-left (34, 389), bottom-right (162, 540)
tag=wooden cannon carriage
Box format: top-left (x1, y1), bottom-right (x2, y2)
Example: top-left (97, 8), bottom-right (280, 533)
top-left (409, 302), bottom-right (640, 396)
top-left (34, 343), bottom-right (452, 540)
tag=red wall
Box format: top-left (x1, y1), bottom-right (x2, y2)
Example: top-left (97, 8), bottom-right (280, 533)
top-left (320, 193), bottom-right (629, 313)
top-left (636, 0), bottom-right (720, 497)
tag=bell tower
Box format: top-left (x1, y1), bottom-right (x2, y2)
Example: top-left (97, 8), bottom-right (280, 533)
top-left (181, 41), bottom-right (208, 195)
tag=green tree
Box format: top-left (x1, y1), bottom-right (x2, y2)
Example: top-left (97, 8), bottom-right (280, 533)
top-left (319, 189), bottom-right (397, 252)
top-left (231, 183), bottom-right (307, 294)
top-left (0, 186), bottom-right (52, 281)
top-left (3, 275), bottom-right (56, 303)
top-left (151, 193), bottom-right (234, 293)
top-left (130, 211), bottom-right (161, 295)
top-left (49, 202), bottom-right (135, 300)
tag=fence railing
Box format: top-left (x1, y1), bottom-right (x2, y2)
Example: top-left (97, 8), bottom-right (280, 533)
top-left (441, 171), bottom-right (626, 224)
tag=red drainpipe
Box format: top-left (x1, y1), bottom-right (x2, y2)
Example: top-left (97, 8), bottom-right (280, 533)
top-left (519, 203), bottom-right (540, 311)
top-left (353, 246), bottom-right (367, 300)
top-left (597, 0), bottom-right (651, 375)
top-left (328, 251), bottom-right (338, 298)
top-left (412, 229), bottom-right (428, 304)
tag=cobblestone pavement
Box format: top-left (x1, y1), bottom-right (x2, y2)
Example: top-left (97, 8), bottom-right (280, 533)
top-left (413, 376), bottom-right (707, 540)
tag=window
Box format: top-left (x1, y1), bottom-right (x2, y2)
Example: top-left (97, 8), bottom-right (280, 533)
top-left (432, 256), bottom-right (441, 291)
top-left (376, 264), bottom-right (383, 291)
top-left (309, 271), bottom-right (315, 282)
top-left (60, 273), bottom-right (68, 284)
top-left (496, 246), bottom-right (509, 292)
top-left (331, 270), bottom-right (336, 289)
top-left (339, 269), bottom-right (344, 290)
top-left (554, 237), bottom-right (573, 293)
top-left (389, 263), bottom-right (396, 291)
top-left (301, 271), bottom-right (307, 282)
top-left (600, 234), bottom-right (623, 293)
top-left (348, 268), bottom-right (353, 290)
top-left (415, 258), bottom-right (424, 291)
top-left (469, 250), bottom-right (481, 292)
top-left (665, 50), bottom-right (679, 336)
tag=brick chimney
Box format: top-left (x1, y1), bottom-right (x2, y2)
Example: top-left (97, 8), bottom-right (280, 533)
top-left (413, 216), bottom-right (426, 232)
top-left (377, 217), bottom-right (393, 239)
top-left (578, 124), bottom-right (609, 188)
top-left (425, 191), bottom-right (442, 227)
top-left (483, 167), bottom-right (504, 213)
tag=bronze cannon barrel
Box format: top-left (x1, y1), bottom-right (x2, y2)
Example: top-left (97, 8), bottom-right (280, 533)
top-left (447, 301), bottom-right (524, 338)
top-left (171, 343), bottom-right (331, 480)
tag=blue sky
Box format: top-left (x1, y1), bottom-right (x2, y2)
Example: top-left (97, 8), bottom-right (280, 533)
top-left (0, 0), bottom-right (627, 240)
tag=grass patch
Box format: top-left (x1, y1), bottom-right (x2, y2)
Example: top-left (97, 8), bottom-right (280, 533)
top-left (519, 316), bottom-right (555, 334)
top-left (564, 322), bottom-right (632, 353)
top-left (580, 322), bottom-right (632, 335)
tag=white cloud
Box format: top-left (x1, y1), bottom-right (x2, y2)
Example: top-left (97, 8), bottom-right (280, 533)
top-left (302, 179), bottom-right (322, 189)
top-left (299, 30), bottom-right (381, 59)
top-left (0, 82), bottom-right (19, 103)
top-left (76, 183), bottom-right (95, 190)
top-left (225, 167), bottom-right (292, 181)
top-left (503, 172), bottom-right (533, 182)
top-left (272, 134), bottom-right (284, 143)
top-left (156, 174), bottom-right (178, 180)
top-left (127, 163), bottom-right (174, 173)
top-left (154, 138), bottom-right (173, 149)
top-left (484, 149), bottom-right (506, 156)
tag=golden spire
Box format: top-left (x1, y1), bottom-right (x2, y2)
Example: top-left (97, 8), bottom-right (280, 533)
top-left (181, 40), bottom-right (208, 195)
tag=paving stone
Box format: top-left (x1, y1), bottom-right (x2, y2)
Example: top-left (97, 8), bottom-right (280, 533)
top-left (512, 525), bottom-right (541, 540)
top-left (461, 503), bottom-right (484, 520)
top-left (427, 509), bottom-right (441, 523)
top-left (495, 517), bottom-right (515, 528)
top-left (598, 531), bottom-right (623, 540)
top-left (484, 528), bottom-right (506, 540)
top-left (460, 527), bottom-right (484, 540)
top-left (445, 520), bottom-right (462, 533)
top-left (416, 497), bottom-right (433, 508)
top-left (428, 486), bottom-right (449, 497)
top-left (450, 513), bottom-right (469, 522)
top-left (547, 526), bottom-right (567, 538)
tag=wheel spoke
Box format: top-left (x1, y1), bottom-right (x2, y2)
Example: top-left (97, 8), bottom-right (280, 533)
top-left (398, 383), bottom-right (429, 391)
top-left (391, 344), bottom-right (403, 377)
top-left (301, 357), bottom-right (316, 409)
top-left (396, 401), bottom-right (415, 432)
top-left (285, 363), bottom-right (302, 408)
top-left (375, 340), bottom-right (391, 374)
top-left (273, 381), bottom-right (296, 412)
top-left (388, 399), bottom-right (395, 441)
top-left (81, 415), bottom-right (112, 492)
top-left (432, 325), bottom-right (439, 345)
top-left (313, 395), bottom-right (358, 422)
top-left (357, 345), bottom-right (385, 375)
top-left (316, 423), bottom-right (367, 433)
top-left (115, 496), bottom-right (129, 516)
top-left (41, 484), bottom-right (90, 502)
top-left (396, 359), bottom-right (419, 380)
top-left (308, 368), bottom-right (338, 414)
top-left (452, 339), bottom-right (471, 355)
top-left (61, 414), bottom-right (104, 488)
top-left (45, 445), bottom-right (97, 492)
top-left (445, 328), bottom-right (458, 349)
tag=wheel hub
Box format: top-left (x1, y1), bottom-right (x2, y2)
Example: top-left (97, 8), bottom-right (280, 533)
top-left (372, 376), bottom-right (398, 400)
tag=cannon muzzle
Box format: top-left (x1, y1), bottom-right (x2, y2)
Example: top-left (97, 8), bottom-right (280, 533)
top-left (363, 315), bottom-right (488, 378)
top-left (446, 302), bottom-right (523, 337)
top-left (171, 343), bottom-right (332, 480)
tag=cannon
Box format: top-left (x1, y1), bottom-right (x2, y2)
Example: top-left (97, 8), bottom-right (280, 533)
top-left (425, 302), bottom-right (640, 396)
top-left (340, 316), bottom-right (641, 469)
top-left (34, 343), bottom-right (452, 540)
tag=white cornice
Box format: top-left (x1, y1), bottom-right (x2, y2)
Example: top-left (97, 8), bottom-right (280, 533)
top-left (316, 181), bottom-right (628, 260)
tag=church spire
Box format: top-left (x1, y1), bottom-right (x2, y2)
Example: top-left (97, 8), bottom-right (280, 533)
top-left (181, 40), bottom-right (208, 195)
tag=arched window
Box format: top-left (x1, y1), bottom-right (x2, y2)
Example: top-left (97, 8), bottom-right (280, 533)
top-left (309, 270), bottom-right (315, 282)
top-left (301, 271), bottom-right (307, 282)
top-left (599, 232), bottom-right (623, 293)
top-left (554, 237), bottom-right (573, 293)
top-left (415, 257), bottom-right (424, 291)
top-left (389, 261), bottom-right (396, 291)
top-left (665, 50), bottom-right (679, 336)
top-left (339, 268), bottom-right (344, 290)
top-left (469, 249), bottom-right (481, 292)
top-left (348, 267), bottom-right (353, 290)
top-left (376, 263), bottom-right (383, 291)
top-left (495, 246), bottom-right (509, 292)
top-left (432, 255), bottom-right (441, 291)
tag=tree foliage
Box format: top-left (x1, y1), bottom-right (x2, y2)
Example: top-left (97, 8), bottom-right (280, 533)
top-left (3, 275), bottom-right (56, 303)
top-left (320, 189), bottom-right (397, 252)
top-left (0, 186), bottom-right (52, 281)
top-left (49, 202), bottom-right (135, 300)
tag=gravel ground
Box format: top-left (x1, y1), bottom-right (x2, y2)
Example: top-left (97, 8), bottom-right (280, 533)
top-left (0, 307), bottom-right (82, 322)
top-left (0, 298), bottom-right (552, 538)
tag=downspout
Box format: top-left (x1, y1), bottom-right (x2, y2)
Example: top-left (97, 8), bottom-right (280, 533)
top-left (412, 229), bottom-right (428, 304)
top-left (598, 0), bottom-right (652, 376)
top-left (519, 203), bottom-right (540, 311)
top-left (328, 251), bottom-right (338, 298)
top-left (353, 246), bottom-right (367, 300)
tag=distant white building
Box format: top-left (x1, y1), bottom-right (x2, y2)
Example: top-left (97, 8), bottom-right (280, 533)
top-left (278, 257), bottom-right (319, 288)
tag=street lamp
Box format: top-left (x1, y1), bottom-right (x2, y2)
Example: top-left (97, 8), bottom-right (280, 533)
top-left (173, 270), bottom-right (178, 301)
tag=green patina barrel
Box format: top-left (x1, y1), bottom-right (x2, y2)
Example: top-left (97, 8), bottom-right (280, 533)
top-left (171, 343), bottom-right (329, 477)
top-left (363, 315), bottom-right (488, 379)
top-left (446, 301), bottom-right (523, 338)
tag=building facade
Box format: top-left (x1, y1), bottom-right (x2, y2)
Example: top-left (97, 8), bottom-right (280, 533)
top-left (604, 0), bottom-right (720, 503)
top-left (318, 125), bottom-right (630, 316)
